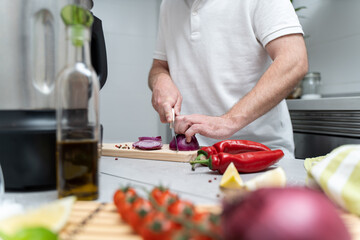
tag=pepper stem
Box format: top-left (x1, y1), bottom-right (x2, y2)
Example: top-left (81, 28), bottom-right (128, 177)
top-left (190, 154), bottom-right (210, 171)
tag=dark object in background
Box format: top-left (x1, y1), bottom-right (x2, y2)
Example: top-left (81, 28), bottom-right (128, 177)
top-left (92, 15), bottom-right (108, 89)
top-left (0, 111), bottom-right (57, 190)
top-left (0, 2), bottom-right (107, 191)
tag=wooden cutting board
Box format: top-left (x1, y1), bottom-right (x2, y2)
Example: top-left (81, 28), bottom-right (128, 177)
top-left (60, 201), bottom-right (360, 240)
top-left (101, 143), bottom-right (198, 162)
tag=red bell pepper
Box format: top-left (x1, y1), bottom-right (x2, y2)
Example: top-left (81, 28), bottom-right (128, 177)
top-left (190, 149), bottom-right (284, 174)
top-left (197, 146), bottom-right (218, 159)
top-left (213, 139), bottom-right (271, 154)
top-left (197, 140), bottom-right (270, 159)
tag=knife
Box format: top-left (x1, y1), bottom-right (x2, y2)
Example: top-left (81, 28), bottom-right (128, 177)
top-left (170, 108), bottom-right (179, 152)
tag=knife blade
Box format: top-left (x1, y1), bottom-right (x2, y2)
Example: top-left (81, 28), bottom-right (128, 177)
top-left (171, 108), bottom-right (179, 152)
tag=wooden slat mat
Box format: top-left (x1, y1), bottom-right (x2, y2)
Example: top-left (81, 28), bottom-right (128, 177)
top-left (60, 201), bottom-right (360, 240)
top-left (341, 213), bottom-right (360, 240)
top-left (60, 201), bottom-right (141, 240)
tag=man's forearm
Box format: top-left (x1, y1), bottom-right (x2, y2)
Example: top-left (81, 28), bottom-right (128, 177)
top-left (148, 59), bottom-right (183, 121)
top-left (223, 34), bottom-right (308, 131)
top-left (148, 59), bottom-right (171, 91)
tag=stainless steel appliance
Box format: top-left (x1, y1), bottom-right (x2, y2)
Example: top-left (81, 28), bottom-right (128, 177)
top-left (288, 98), bottom-right (360, 159)
top-left (0, 0), bottom-right (107, 190)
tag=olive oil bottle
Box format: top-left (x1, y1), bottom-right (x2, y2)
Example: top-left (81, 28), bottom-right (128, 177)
top-left (56, 5), bottom-right (99, 200)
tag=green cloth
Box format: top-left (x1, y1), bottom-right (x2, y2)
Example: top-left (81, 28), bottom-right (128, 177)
top-left (304, 145), bottom-right (360, 216)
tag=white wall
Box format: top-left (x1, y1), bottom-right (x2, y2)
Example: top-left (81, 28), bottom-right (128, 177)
top-left (92, 0), bottom-right (167, 142)
top-left (293, 0), bottom-right (360, 97)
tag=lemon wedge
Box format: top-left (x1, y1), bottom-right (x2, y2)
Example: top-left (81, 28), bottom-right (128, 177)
top-left (0, 196), bottom-right (76, 235)
top-left (244, 167), bottom-right (286, 191)
top-left (220, 162), bottom-right (244, 189)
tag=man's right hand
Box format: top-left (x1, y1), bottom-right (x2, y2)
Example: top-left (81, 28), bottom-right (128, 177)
top-left (148, 59), bottom-right (182, 123)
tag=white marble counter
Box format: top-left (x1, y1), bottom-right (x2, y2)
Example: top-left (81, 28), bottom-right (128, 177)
top-left (3, 155), bottom-right (307, 209)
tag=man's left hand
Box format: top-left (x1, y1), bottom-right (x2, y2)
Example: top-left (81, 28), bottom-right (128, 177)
top-left (175, 114), bottom-right (238, 142)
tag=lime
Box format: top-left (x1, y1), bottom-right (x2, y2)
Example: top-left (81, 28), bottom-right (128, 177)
top-left (0, 196), bottom-right (75, 235)
top-left (12, 227), bottom-right (58, 240)
top-left (0, 231), bottom-right (11, 240)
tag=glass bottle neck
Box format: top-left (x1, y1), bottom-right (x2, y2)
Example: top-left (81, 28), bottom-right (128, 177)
top-left (65, 27), bottom-right (91, 65)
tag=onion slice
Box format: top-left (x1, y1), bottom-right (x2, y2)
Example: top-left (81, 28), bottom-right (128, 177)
top-left (133, 136), bottom-right (163, 150)
top-left (138, 136), bottom-right (162, 141)
top-left (169, 134), bottom-right (200, 151)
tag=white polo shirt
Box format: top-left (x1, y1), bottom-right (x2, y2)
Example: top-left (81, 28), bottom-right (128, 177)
top-left (153, 0), bottom-right (304, 157)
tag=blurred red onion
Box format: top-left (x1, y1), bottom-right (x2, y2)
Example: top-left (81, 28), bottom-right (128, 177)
top-left (222, 187), bottom-right (351, 240)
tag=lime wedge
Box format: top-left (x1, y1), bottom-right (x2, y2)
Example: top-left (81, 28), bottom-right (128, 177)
top-left (0, 196), bottom-right (76, 235)
top-left (12, 227), bottom-right (58, 240)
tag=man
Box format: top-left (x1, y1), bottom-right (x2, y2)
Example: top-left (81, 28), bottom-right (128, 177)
top-left (148, 0), bottom-right (308, 157)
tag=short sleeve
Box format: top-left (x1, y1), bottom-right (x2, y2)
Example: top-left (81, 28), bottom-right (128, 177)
top-left (253, 0), bottom-right (304, 47)
top-left (153, 2), bottom-right (167, 61)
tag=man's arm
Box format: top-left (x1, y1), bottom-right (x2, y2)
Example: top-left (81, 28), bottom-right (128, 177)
top-left (148, 59), bottom-right (182, 123)
top-left (176, 34), bottom-right (308, 142)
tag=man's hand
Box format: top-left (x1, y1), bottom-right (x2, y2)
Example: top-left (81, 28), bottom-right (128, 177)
top-left (175, 114), bottom-right (238, 142)
top-left (149, 59), bottom-right (182, 123)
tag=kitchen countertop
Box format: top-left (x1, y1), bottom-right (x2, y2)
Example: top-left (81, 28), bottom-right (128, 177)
top-left (3, 155), bottom-right (307, 208)
top-left (287, 96), bottom-right (360, 110)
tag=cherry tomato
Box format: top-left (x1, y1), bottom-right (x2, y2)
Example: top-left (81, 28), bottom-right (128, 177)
top-left (165, 199), bottom-right (195, 231)
top-left (150, 186), bottom-right (178, 207)
top-left (170, 229), bottom-right (213, 240)
top-left (113, 189), bottom-right (121, 206)
top-left (167, 199), bottom-right (195, 218)
top-left (118, 191), bottom-right (138, 223)
top-left (113, 186), bottom-right (136, 208)
top-left (127, 198), bottom-right (153, 233)
top-left (140, 211), bottom-right (176, 240)
top-left (190, 211), bottom-right (222, 239)
top-left (190, 234), bottom-right (214, 240)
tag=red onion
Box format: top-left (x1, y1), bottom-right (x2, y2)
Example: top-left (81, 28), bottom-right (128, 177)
top-left (169, 134), bottom-right (200, 151)
top-left (133, 136), bottom-right (163, 150)
top-left (138, 136), bottom-right (162, 141)
top-left (222, 187), bottom-right (351, 240)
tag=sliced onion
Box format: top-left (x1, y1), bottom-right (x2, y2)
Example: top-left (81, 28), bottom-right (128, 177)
top-left (133, 136), bottom-right (163, 150)
top-left (138, 136), bottom-right (162, 141)
top-left (222, 187), bottom-right (351, 240)
top-left (169, 134), bottom-right (200, 151)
